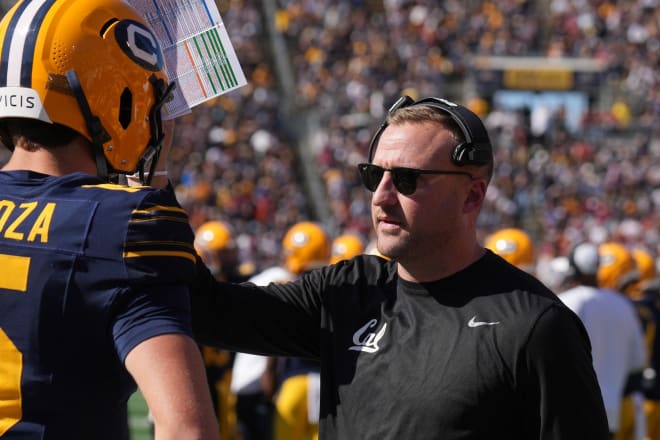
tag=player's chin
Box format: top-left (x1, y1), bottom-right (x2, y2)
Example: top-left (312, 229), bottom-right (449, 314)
top-left (376, 235), bottom-right (406, 259)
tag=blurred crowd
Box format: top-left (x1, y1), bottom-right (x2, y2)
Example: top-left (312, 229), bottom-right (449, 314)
top-left (160, 0), bottom-right (660, 276)
top-left (0, 0), bottom-right (658, 438)
top-left (0, 0), bottom-right (656, 285)
top-left (165, 0), bottom-right (311, 271)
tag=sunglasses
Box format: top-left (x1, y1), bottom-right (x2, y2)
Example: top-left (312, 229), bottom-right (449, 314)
top-left (357, 163), bottom-right (475, 195)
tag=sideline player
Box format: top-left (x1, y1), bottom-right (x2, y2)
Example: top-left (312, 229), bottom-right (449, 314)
top-left (195, 220), bottom-right (247, 439)
top-left (557, 242), bottom-right (646, 439)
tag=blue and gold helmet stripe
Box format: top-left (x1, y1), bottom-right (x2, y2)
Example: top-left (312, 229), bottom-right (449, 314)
top-left (0, 0), bottom-right (29, 86)
top-left (0, 0), bottom-right (56, 87)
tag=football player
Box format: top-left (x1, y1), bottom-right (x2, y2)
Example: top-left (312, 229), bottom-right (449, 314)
top-left (485, 227), bottom-right (536, 273)
top-left (269, 221), bottom-right (331, 440)
top-left (0, 1), bottom-right (218, 439)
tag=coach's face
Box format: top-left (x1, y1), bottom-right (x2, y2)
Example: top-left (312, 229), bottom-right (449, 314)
top-left (369, 121), bottom-right (478, 277)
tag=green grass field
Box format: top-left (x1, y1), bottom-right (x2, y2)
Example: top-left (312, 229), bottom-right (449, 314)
top-left (128, 391), bottom-right (153, 440)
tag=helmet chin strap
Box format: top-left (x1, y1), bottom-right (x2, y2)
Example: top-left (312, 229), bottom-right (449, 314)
top-left (136, 75), bottom-right (176, 186)
top-left (65, 69), bottom-right (113, 182)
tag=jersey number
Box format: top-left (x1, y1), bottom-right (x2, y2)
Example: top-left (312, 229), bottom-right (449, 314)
top-left (0, 327), bottom-right (22, 435)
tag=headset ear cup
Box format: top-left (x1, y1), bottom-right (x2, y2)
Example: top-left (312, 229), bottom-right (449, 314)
top-left (452, 142), bottom-right (493, 166)
top-left (451, 143), bottom-right (473, 166)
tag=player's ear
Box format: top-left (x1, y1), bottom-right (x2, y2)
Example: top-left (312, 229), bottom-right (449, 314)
top-left (463, 178), bottom-right (486, 214)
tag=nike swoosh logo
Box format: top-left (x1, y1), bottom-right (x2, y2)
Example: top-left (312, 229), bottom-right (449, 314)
top-left (468, 316), bottom-right (500, 327)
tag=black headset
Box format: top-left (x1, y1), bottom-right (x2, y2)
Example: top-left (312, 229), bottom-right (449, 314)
top-left (367, 95), bottom-right (493, 166)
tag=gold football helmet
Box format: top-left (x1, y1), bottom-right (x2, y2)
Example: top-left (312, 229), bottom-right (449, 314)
top-left (195, 221), bottom-right (233, 252)
top-left (597, 242), bottom-right (639, 292)
top-left (330, 233), bottom-right (365, 264)
top-left (194, 221), bottom-right (237, 280)
top-left (632, 248), bottom-right (657, 284)
top-left (282, 221), bottom-right (331, 275)
top-left (485, 228), bottom-right (534, 269)
top-left (627, 248), bottom-right (657, 298)
top-left (0, 0), bottom-right (174, 183)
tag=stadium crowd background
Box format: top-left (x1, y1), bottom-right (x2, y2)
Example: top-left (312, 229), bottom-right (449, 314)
top-left (0, 0), bottom-right (655, 275)
top-left (0, 0), bottom-right (657, 438)
top-left (162, 0), bottom-right (659, 281)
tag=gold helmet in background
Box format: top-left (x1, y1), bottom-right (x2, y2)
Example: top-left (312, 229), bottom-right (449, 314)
top-left (195, 221), bottom-right (233, 252)
top-left (330, 233), bottom-right (365, 264)
top-left (282, 221), bottom-right (331, 275)
top-left (195, 221), bottom-right (237, 280)
top-left (627, 247), bottom-right (657, 298)
top-left (597, 242), bottom-right (639, 292)
top-left (485, 228), bottom-right (534, 269)
top-left (632, 248), bottom-right (657, 284)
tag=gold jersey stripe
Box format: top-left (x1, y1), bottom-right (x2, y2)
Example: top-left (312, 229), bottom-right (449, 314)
top-left (81, 184), bottom-right (142, 193)
top-left (132, 205), bottom-right (187, 215)
top-left (123, 250), bottom-right (196, 263)
top-left (128, 216), bottom-right (191, 224)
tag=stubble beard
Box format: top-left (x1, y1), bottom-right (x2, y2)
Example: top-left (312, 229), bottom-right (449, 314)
top-left (377, 229), bottom-right (414, 262)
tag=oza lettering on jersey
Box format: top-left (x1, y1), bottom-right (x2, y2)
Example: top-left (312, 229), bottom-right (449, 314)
top-left (0, 195), bottom-right (96, 292)
top-left (0, 196), bottom-right (95, 255)
top-left (0, 199), bottom-right (55, 243)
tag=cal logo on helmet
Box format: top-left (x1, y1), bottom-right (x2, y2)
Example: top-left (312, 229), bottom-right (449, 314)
top-left (114, 19), bottom-right (164, 72)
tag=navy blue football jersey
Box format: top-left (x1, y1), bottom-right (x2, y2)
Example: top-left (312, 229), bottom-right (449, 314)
top-left (0, 170), bottom-right (196, 439)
